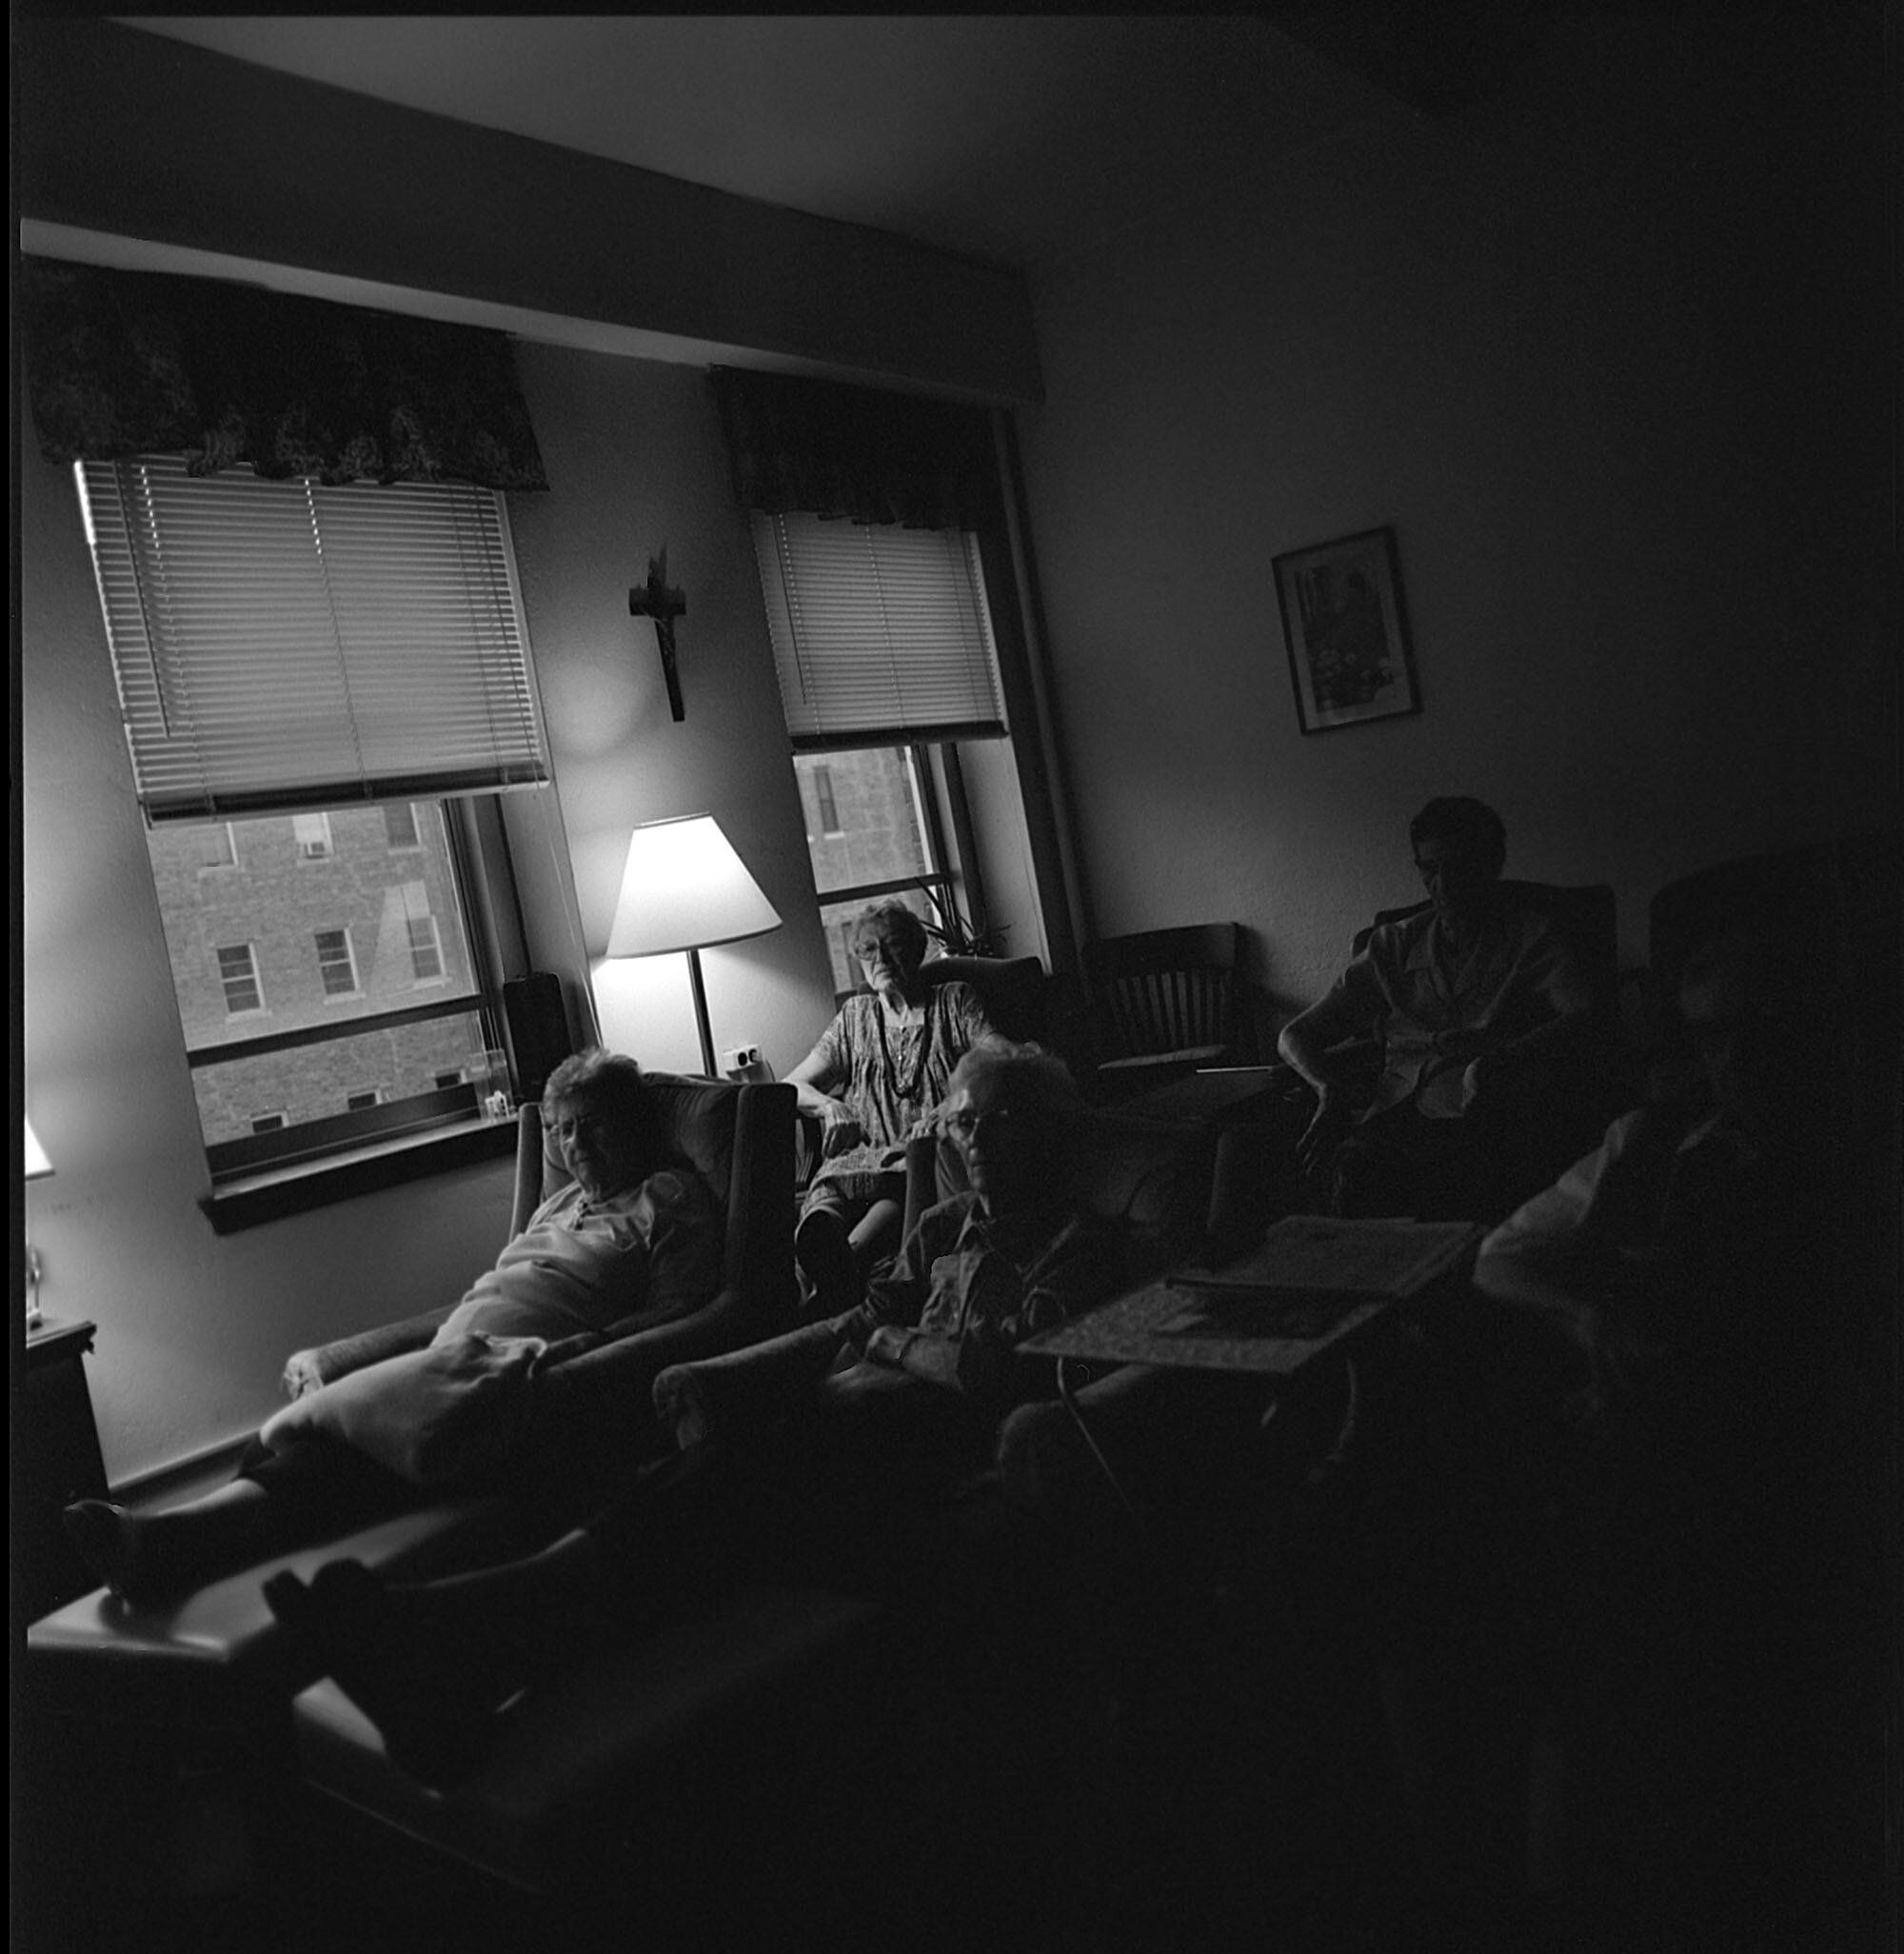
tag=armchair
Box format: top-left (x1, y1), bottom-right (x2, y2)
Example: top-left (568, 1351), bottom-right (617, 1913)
top-left (284, 1076), bottom-right (799, 1490)
top-left (919, 950), bottom-right (1048, 1042)
top-left (27, 1073), bottom-right (797, 1729)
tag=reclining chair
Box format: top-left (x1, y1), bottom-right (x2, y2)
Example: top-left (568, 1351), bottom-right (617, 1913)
top-left (27, 1074), bottom-right (797, 1749)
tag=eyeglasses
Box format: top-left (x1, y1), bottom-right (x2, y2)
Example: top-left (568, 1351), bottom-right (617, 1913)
top-left (543, 1107), bottom-right (615, 1144)
top-left (942, 1107), bottom-right (1021, 1142)
top-left (854, 939), bottom-right (905, 961)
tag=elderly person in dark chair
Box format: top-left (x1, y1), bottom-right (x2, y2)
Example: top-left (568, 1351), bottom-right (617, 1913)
top-left (1340, 926), bottom-right (1875, 1949)
top-left (64, 1050), bottom-right (723, 1605)
top-left (1279, 796), bottom-right (1593, 1220)
top-left (262, 1043), bottom-right (1131, 1785)
top-left (787, 897), bottom-right (994, 1314)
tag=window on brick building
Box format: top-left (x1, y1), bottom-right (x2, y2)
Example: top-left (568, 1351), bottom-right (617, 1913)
top-left (217, 944), bottom-right (264, 1015)
top-left (76, 457), bottom-right (549, 1196)
top-left (407, 914), bottom-right (446, 983)
top-left (314, 927), bottom-right (361, 998)
top-left (812, 765), bottom-right (843, 836)
top-left (188, 824), bottom-right (238, 871)
top-left (293, 812), bottom-right (334, 860)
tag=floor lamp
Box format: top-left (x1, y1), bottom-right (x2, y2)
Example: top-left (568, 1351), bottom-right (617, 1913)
top-left (605, 814), bottom-right (782, 1078)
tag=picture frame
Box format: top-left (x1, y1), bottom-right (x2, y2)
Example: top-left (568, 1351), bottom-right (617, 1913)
top-left (1273, 526), bottom-right (1420, 734)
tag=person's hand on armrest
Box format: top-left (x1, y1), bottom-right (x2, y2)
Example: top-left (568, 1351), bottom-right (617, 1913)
top-left (1294, 1087), bottom-right (1356, 1174)
top-left (282, 1312), bottom-right (447, 1398)
top-left (818, 1102), bottom-right (866, 1157)
top-left (863, 1322), bottom-right (1003, 1402)
top-left (1279, 968), bottom-right (1380, 1172)
top-left (282, 1348), bottom-right (328, 1400)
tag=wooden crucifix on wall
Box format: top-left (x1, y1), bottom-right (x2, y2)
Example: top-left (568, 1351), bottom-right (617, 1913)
top-left (628, 548), bottom-right (688, 721)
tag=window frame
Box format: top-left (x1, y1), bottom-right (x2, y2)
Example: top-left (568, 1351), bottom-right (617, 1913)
top-left (803, 739), bottom-right (990, 1003)
top-left (216, 942), bottom-right (266, 1017)
top-left (73, 458), bottom-right (546, 1226)
top-left (750, 510), bottom-right (1010, 1003)
top-left (313, 926), bottom-right (363, 1000)
top-left (188, 801), bottom-right (517, 1189)
top-left (292, 811), bottom-right (335, 861)
top-left (406, 911), bottom-right (447, 986)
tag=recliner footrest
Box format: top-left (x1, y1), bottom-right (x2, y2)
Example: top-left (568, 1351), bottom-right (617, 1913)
top-left (292, 1584), bottom-right (885, 1897)
top-left (26, 1497), bottom-right (551, 1739)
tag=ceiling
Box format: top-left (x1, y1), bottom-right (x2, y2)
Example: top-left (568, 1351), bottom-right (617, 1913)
top-left (118, 15), bottom-right (1405, 273)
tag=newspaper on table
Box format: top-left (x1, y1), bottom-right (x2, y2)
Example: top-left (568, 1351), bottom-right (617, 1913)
top-left (1021, 1216), bottom-right (1480, 1374)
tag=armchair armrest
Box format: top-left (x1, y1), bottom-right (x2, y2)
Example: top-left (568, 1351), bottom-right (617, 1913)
top-left (504, 1276), bottom-right (796, 1490)
top-left (650, 1320), bottom-right (847, 1449)
top-left (281, 1306), bottom-right (456, 1399)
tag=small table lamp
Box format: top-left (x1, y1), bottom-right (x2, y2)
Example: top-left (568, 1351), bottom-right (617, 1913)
top-left (25, 1116), bottom-right (53, 1330)
top-left (606, 814), bottom-right (782, 1078)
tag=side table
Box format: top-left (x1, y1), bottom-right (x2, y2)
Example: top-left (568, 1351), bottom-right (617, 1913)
top-left (19, 1317), bottom-right (110, 1625)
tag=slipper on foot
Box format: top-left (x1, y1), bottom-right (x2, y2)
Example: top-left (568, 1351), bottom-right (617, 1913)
top-left (62, 1500), bottom-right (170, 1605)
top-left (265, 1561), bottom-right (501, 1788)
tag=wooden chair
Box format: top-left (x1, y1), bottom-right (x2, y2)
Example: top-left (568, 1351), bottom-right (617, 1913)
top-left (1080, 924), bottom-right (1247, 1102)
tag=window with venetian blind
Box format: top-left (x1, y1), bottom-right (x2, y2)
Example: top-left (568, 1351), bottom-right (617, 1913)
top-left (75, 456), bottom-right (548, 1189)
top-left (750, 510), bottom-right (1007, 994)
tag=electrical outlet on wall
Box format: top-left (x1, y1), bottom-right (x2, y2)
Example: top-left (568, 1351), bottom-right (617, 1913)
top-left (722, 1045), bottom-right (770, 1082)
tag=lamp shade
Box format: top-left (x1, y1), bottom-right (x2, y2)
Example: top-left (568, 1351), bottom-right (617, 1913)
top-left (606, 814), bottom-right (781, 958)
top-left (24, 1116), bottom-right (53, 1181)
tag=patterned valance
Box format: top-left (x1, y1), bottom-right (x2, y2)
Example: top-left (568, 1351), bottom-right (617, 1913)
top-left (21, 257), bottom-right (548, 490)
top-left (711, 367), bottom-right (1000, 532)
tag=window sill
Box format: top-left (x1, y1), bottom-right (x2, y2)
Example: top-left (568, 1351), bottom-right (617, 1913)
top-left (197, 1113), bottom-right (517, 1234)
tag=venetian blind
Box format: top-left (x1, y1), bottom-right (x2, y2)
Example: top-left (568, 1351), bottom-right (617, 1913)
top-left (751, 511), bottom-right (1007, 751)
top-left (77, 456), bottom-right (550, 822)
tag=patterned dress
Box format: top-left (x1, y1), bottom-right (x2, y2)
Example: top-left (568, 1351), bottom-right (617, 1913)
top-left (801, 980), bottom-right (991, 1216)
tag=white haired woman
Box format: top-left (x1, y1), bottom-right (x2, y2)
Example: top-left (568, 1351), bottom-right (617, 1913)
top-left (786, 898), bottom-right (993, 1314)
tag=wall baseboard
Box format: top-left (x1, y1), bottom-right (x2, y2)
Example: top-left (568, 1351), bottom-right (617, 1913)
top-left (111, 1433), bottom-right (254, 1510)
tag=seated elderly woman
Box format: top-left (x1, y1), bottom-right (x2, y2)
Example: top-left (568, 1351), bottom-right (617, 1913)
top-left (263, 1043), bottom-right (1131, 1784)
top-left (63, 1050), bottom-right (723, 1605)
top-left (786, 898), bottom-right (993, 1315)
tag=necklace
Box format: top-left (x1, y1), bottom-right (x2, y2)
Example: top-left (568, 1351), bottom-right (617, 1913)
top-left (877, 993), bottom-right (935, 1107)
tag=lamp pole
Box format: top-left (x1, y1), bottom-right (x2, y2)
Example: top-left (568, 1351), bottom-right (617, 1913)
top-left (684, 947), bottom-right (717, 1080)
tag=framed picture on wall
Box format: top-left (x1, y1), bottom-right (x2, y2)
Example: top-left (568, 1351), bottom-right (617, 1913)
top-left (1273, 527), bottom-right (1420, 734)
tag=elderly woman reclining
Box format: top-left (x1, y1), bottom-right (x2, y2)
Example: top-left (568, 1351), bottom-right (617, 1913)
top-left (262, 1042), bottom-right (1133, 1785)
top-left (64, 1050), bottom-right (724, 1605)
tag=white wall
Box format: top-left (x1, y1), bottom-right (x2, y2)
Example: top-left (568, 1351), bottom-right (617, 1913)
top-left (19, 344), bottom-right (843, 1484)
top-left (1015, 17), bottom-right (1894, 1016)
top-left (506, 345), bottom-right (838, 1076)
